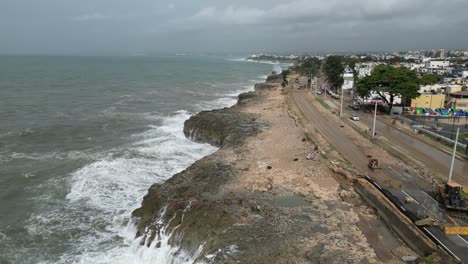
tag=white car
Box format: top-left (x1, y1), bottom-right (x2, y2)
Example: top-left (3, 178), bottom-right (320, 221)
top-left (350, 114), bottom-right (360, 121)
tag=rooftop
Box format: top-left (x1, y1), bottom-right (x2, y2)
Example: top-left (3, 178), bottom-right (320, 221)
top-left (449, 91), bottom-right (468, 97)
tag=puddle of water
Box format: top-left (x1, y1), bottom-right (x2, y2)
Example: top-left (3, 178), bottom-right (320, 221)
top-left (311, 225), bottom-right (329, 234)
top-left (273, 195), bottom-right (310, 208)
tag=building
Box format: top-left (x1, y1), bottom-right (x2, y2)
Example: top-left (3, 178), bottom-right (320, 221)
top-left (342, 72), bottom-right (354, 90)
top-left (427, 60), bottom-right (450, 69)
top-left (420, 84), bottom-right (444, 93)
top-left (446, 91), bottom-right (468, 110)
top-left (446, 85), bottom-right (463, 94)
top-left (463, 71), bottom-right (468, 79)
top-left (411, 93), bottom-right (446, 109)
top-left (359, 92), bottom-right (402, 105)
top-left (358, 67), bottom-right (372, 78)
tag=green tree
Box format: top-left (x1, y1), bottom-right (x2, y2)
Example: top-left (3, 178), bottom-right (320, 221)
top-left (296, 57), bottom-right (321, 76)
top-left (419, 74), bottom-right (441, 85)
top-left (323, 56), bottom-right (344, 91)
top-left (356, 65), bottom-right (420, 113)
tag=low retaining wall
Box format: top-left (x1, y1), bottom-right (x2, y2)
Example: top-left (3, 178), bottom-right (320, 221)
top-left (354, 179), bottom-right (436, 256)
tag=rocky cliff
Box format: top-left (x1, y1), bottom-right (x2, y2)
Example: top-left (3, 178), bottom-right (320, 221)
top-left (131, 90), bottom-right (266, 260)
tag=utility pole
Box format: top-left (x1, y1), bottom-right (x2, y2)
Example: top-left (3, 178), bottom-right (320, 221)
top-left (448, 127), bottom-right (459, 183)
top-left (324, 79), bottom-right (327, 101)
top-left (315, 76), bottom-right (318, 96)
top-left (340, 87), bottom-right (344, 117)
top-left (372, 101), bottom-right (378, 139)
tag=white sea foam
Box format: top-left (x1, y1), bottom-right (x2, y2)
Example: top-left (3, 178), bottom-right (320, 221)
top-left (56, 110), bottom-right (216, 263)
top-left (196, 97), bottom-right (238, 111)
top-left (24, 76), bottom-right (261, 264)
top-left (229, 58), bottom-right (293, 67)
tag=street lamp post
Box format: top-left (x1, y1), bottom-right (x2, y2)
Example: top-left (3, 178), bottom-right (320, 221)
top-left (448, 127), bottom-right (460, 183)
top-left (340, 88), bottom-right (344, 118)
top-left (372, 101), bottom-right (378, 139)
top-left (315, 76), bottom-right (318, 96)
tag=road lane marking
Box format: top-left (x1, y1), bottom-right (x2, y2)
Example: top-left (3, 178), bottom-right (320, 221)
top-left (422, 191), bottom-right (438, 203)
top-left (388, 165), bottom-right (410, 180)
top-left (458, 235), bottom-right (468, 245)
top-left (423, 227), bottom-right (461, 262)
top-left (401, 190), bottom-right (420, 205)
top-left (373, 182), bottom-right (383, 190)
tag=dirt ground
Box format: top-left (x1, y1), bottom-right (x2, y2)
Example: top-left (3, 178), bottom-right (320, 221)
top-left (218, 84), bottom-right (416, 263)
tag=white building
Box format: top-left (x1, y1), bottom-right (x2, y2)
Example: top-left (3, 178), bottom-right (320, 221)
top-left (419, 84), bottom-right (444, 93)
top-left (358, 67), bottom-right (372, 78)
top-left (342, 72), bottom-right (354, 90)
top-left (359, 92), bottom-right (402, 105)
top-left (401, 63), bottom-right (425, 71)
top-left (427, 60), bottom-right (450, 69)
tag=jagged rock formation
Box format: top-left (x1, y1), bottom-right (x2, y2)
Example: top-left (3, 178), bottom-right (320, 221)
top-left (182, 108), bottom-right (260, 147)
top-left (265, 74), bottom-right (282, 83)
top-left (132, 90), bottom-right (265, 259)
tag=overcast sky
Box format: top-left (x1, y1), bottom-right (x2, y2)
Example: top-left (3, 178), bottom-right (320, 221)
top-left (1, 0), bottom-right (467, 55)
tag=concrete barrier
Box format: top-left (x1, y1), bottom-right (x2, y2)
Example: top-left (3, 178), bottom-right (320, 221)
top-left (354, 179), bottom-right (436, 256)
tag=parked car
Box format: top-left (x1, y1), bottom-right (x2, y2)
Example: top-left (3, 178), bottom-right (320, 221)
top-left (348, 102), bottom-right (361, 110)
top-left (350, 114), bottom-right (360, 121)
top-left (316, 90), bottom-right (322, 95)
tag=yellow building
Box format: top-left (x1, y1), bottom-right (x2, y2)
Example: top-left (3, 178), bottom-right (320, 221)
top-left (446, 91), bottom-right (468, 110)
top-left (411, 93), bottom-right (446, 109)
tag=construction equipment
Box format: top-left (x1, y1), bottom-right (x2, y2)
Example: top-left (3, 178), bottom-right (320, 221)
top-left (444, 226), bottom-right (468, 236)
top-left (368, 158), bottom-right (380, 170)
top-left (435, 182), bottom-right (468, 219)
top-left (415, 217), bottom-right (438, 227)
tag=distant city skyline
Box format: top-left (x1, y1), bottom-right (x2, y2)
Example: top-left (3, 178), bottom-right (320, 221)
top-left (1, 0), bottom-right (467, 55)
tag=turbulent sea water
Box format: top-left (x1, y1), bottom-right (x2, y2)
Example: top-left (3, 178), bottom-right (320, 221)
top-left (0, 56), bottom-right (272, 263)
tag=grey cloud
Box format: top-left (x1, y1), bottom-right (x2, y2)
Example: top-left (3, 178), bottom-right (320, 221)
top-left (72, 13), bottom-right (110, 22)
top-left (0, 0), bottom-right (467, 55)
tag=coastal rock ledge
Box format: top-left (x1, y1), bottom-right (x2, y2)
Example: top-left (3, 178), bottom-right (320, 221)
top-left (131, 75), bottom-right (387, 263)
top-left (131, 91), bottom-right (265, 261)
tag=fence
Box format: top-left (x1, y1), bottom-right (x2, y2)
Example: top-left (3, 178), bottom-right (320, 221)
top-left (403, 115), bottom-right (468, 139)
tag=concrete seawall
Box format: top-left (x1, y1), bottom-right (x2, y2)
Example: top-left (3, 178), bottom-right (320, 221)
top-left (354, 178), bottom-right (437, 256)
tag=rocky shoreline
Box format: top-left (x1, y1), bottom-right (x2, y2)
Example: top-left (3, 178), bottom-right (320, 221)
top-left (132, 75), bottom-right (412, 263)
top-left (131, 77), bottom-right (276, 261)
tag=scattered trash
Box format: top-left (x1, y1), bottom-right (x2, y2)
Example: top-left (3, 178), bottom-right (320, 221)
top-left (401, 256), bottom-right (418, 262)
top-left (404, 197), bottom-right (413, 203)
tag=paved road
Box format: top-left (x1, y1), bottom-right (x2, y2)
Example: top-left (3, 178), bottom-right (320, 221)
top-left (292, 92), bottom-right (373, 173)
top-left (353, 108), bottom-right (468, 187)
top-left (320, 94), bottom-right (468, 187)
top-left (292, 91), bottom-right (468, 262)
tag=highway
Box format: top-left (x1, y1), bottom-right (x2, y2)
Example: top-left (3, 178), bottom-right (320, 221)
top-left (357, 109), bottom-right (468, 187)
top-left (291, 90), bottom-right (468, 262)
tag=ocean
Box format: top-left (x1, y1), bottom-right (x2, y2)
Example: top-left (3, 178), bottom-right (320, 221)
top-left (0, 55), bottom-right (273, 263)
